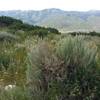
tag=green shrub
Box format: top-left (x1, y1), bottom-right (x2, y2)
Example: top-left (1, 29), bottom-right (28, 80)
top-left (0, 32), bottom-right (18, 42)
top-left (0, 42), bottom-right (27, 86)
top-left (55, 36), bottom-right (100, 99)
top-left (27, 36), bottom-right (100, 100)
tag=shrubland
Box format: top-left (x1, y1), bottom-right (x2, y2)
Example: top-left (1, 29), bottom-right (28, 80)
top-left (0, 16), bottom-right (99, 100)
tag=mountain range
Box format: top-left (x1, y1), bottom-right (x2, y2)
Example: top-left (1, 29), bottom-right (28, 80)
top-left (0, 8), bottom-right (100, 32)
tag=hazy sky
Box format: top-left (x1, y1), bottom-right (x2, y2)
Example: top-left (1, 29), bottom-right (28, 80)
top-left (0, 0), bottom-right (100, 11)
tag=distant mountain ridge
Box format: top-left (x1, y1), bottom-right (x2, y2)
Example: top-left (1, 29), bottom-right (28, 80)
top-left (0, 8), bottom-right (100, 32)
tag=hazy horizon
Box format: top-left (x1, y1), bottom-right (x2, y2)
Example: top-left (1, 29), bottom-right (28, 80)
top-left (0, 0), bottom-right (100, 11)
top-left (0, 8), bottom-right (100, 12)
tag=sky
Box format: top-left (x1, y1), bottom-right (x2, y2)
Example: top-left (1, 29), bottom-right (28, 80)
top-left (0, 0), bottom-right (100, 11)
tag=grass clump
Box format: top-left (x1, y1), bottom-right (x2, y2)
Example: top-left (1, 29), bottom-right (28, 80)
top-left (27, 36), bottom-right (100, 100)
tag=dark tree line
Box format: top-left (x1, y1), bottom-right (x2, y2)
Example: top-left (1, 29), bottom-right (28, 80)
top-left (0, 16), bottom-right (60, 38)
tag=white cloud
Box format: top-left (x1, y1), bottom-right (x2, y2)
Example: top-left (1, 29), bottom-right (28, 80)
top-left (0, 0), bottom-right (100, 11)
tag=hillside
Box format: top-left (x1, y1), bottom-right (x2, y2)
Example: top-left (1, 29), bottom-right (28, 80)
top-left (0, 9), bottom-right (100, 32)
top-left (0, 15), bottom-right (100, 100)
top-left (0, 16), bottom-right (60, 40)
